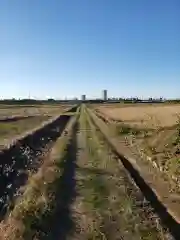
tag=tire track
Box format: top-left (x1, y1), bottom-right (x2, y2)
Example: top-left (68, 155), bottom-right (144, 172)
top-left (70, 108), bottom-right (101, 240)
top-left (32, 118), bottom-right (78, 239)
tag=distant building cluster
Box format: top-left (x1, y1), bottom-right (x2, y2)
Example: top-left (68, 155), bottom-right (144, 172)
top-left (0, 91), bottom-right (170, 105)
top-left (80, 90), bottom-right (108, 102)
top-left (78, 90), bottom-right (166, 104)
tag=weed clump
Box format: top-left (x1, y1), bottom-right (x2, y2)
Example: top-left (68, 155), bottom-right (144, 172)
top-left (116, 123), bottom-right (148, 137)
top-left (173, 116), bottom-right (180, 147)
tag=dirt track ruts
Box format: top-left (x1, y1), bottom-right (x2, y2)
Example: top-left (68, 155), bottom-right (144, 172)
top-left (36, 120), bottom-right (78, 239)
top-left (0, 106), bottom-right (77, 219)
top-left (0, 104), bottom-right (177, 239)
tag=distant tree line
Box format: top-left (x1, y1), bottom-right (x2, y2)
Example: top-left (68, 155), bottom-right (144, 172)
top-left (0, 97), bottom-right (180, 105)
top-left (0, 99), bottom-right (75, 105)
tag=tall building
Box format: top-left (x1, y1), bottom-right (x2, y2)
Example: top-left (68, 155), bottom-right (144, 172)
top-left (81, 95), bottom-right (86, 101)
top-left (102, 90), bottom-right (107, 101)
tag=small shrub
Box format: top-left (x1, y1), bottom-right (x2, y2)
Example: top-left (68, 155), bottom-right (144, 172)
top-left (119, 125), bottom-right (132, 135)
top-left (173, 115), bottom-right (180, 146)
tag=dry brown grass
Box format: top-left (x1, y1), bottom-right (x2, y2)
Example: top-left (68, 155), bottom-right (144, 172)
top-left (97, 104), bottom-right (180, 129)
top-left (0, 104), bottom-right (72, 118)
top-left (0, 105), bottom-right (74, 148)
top-left (94, 104), bottom-right (180, 194)
top-left (83, 107), bottom-right (170, 239)
top-left (0, 114), bottom-right (78, 240)
top-left (0, 116), bottom-right (51, 147)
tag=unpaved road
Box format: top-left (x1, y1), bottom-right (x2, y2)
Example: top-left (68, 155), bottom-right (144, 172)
top-left (68, 106), bottom-right (172, 240)
top-left (0, 105), bottom-right (176, 239)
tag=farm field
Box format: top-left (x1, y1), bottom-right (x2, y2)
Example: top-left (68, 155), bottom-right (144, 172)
top-left (95, 103), bottom-right (180, 128)
top-left (93, 103), bottom-right (180, 194)
top-left (0, 105), bottom-right (77, 236)
top-left (0, 104), bottom-right (72, 119)
top-left (0, 104), bottom-right (178, 239)
top-left (0, 104), bottom-right (72, 148)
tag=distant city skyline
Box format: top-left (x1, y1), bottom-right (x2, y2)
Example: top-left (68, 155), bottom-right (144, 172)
top-left (0, 88), bottom-right (168, 101)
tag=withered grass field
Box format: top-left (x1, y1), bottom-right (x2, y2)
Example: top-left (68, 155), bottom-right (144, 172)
top-left (0, 104), bottom-right (72, 148)
top-left (95, 103), bottom-right (180, 193)
top-left (0, 104), bottom-right (71, 118)
top-left (97, 104), bottom-right (180, 128)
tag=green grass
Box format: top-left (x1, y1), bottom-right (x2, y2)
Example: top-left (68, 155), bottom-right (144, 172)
top-left (113, 122), bottom-right (151, 138)
top-left (172, 117), bottom-right (180, 148)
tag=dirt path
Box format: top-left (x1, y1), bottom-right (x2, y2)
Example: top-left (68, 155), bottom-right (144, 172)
top-left (70, 106), bottom-right (171, 239)
top-left (70, 107), bottom-right (104, 239)
top-left (0, 105), bottom-right (175, 239)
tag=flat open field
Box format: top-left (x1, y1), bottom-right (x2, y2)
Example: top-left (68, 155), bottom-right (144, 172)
top-left (96, 104), bottom-right (180, 128)
top-left (0, 105), bottom-right (173, 240)
top-left (0, 116), bottom-right (50, 147)
top-left (0, 104), bottom-right (180, 239)
top-left (94, 103), bottom-right (180, 198)
top-left (0, 104), bottom-right (72, 119)
top-left (0, 104), bottom-right (72, 148)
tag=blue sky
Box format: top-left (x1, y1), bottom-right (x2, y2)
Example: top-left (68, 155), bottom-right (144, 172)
top-left (0, 0), bottom-right (180, 99)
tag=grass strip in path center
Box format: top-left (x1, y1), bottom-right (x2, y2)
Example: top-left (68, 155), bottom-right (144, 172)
top-left (69, 106), bottom-right (110, 239)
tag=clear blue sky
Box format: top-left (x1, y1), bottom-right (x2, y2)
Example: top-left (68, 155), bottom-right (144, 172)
top-left (0, 0), bottom-right (180, 99)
